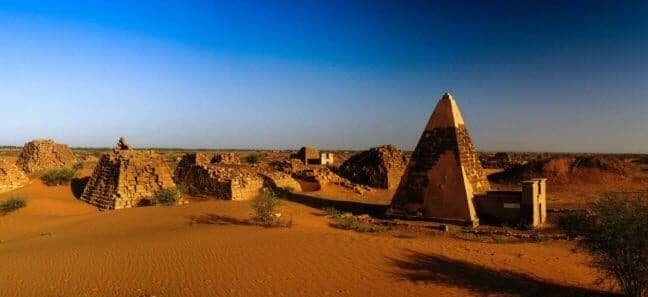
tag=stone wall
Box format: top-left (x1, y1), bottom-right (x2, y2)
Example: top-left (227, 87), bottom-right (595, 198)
top-left (80, 146), bottom-right (176, 210)
top-left (474, 179), bottom-right (547, 228)
top-left (0, 159), bottom-right (29, 193)
top-left (16, 139), bottom-right (76, 173)
top-left (338, 145), bottom-right (408, 189)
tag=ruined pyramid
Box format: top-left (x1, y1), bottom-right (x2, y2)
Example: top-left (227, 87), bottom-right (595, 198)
top-left (389, 92), bottom-right (490, 226)
top-left (80, 137), bottom-right (177, 210)
top-left (16, 139), bottom-right (76, 173)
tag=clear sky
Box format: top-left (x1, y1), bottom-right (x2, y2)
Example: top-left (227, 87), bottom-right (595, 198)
top-left (0, 1), bottom-right (646, 152)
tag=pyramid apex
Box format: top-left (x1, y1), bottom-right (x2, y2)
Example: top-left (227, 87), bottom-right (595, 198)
top-left (425, 92), bottom-right (465, 129)
top-left (442, 92), bottom-right (453, 100)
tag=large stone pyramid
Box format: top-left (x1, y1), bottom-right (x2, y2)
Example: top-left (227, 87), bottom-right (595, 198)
top-left (389, 93), bottom-right (490, 226)
top-left (0, 158), bottom-right (29, 193)
top-left (80, 137), bottom-right (176, 210)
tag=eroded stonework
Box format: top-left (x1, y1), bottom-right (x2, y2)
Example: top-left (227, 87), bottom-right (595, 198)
top-left (16, 139), bottom-right (76, 173)
top-left (80, 139), bottom-right (177, 210)
top-left (212, 153), bottom-right (241, 165)
top-left (0, 158), bottom-right (29, 193)
top-left (174, 153), bottom-right (264, 201)
top-left (338, 145), bottom-right (408, 189)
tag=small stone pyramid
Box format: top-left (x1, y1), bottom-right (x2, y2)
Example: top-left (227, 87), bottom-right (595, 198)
top-left (80, 137), bottom-right (176, 210)
top-left (389, 93), bottom-right (490, 226)
top-left (0, 158), bottom-right (29, 193)
top-left (15, 139), bottom-right (76, 173)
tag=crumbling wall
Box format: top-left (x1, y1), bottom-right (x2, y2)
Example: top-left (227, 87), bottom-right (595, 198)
top-left (338, 145), bottom-right (408, 189)
top-left (212, 153), bottom-right (240, 165)
top-left (0, 159), bottom-right (29, 193)
top-left (81, 148), bottom-right (176, 210)
top-left (16, 139), bottom-right (76, 173)
top-left (174, 155), bottom-right (263, 201)
top-left (261, 171), bottom-right (302, 192)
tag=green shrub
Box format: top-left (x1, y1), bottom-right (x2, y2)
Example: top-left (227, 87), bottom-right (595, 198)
top-left (251, 190), bottom-right (281, 226)
top-left (148, 187), bottom-right (184, 206)
top-left (323, 206), bottom-right (341, 218)
top-left (1, 196), bottom-right (27, 215)
top-left (559, 193), bottom-right (647, 297)
top-left (41, 168), bottom-right (78, 186)
top-left (331, 214), bottom-right (389, 233)
top-left (245, 154), bottom-right (261, 164)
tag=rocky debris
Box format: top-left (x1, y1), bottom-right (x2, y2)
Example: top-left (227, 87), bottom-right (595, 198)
top-left (212, 153), bottom-right (241, 165)
top-left (271, 159), bottom-right (307, 174)
top-left (80, 139), bottom-right (178, 210)
top-left (294, 167), bottom-right (371, 194)
top-left (479, 152), bottom-right (517, 169)
top-left (338, 145), bottom-right (408, 189)
top-left (174, 154), bottom-right (264, 200)
top-left (0, 158), bottom-right (29, 193)
top-left (260, 171), bottom-right (302, 192)
top-left (15, 139), bottom-right (77, 173)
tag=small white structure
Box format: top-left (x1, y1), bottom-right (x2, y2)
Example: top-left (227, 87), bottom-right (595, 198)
top-left (320, 153), bottom-right (334, 165)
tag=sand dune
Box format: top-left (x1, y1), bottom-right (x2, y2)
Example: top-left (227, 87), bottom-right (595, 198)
top-left (0, 173), bottom-right (614, 297)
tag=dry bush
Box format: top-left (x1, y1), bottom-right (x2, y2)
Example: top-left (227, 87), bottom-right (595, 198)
top-left (1, 196), bottom-right (27, 215)
top-left (41, 167), bottom-right (78, 186)
top-left (559, 193), bottom-right (647, 297)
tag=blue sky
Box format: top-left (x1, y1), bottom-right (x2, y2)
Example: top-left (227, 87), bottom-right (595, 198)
top-left (0, 1), bottom-right (646, 152)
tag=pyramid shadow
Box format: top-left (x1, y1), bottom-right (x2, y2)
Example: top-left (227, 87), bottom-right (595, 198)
top-left (283, 192), bottom-right (388, 218)
top-left (70, 176), bottom-right (90, 198)
top-left (188, 213), bottom-right (253, 226)
top-left (389, 250), bottom-right (617, 297)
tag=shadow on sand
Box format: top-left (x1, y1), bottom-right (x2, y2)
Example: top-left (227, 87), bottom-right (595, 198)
top-left (283, 192), bottom-right (388, 218)
top-left (70, 176), bottom-right (90, 198)
top-left (188, 213), bottom-right (253, 226)
top-left (390, 250), bottom-right (617, 297)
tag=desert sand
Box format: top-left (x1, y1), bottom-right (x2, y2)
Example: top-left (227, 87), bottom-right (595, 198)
top-left (0, 157), bottom-right (618, 297)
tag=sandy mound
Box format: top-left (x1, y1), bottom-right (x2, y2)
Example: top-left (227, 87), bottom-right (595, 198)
top-left (489, 155), bottom-right (628, 185)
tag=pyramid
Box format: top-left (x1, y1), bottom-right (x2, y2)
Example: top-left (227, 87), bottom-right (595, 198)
top-left (0, 158), bottom-right (29, 193)
top-left (16, 139), bottom-right (76, 173)
top-left (80, 138), bottom-right (177, 210)
top-left (389, 93), bottom-right (490, 226)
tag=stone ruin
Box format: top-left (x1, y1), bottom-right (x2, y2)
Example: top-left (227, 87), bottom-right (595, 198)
top-left (212, 153), bottom-right (241, 165)
top-left (338, 145), bottom-right (408, 189)
top-left (291, 147), bottom-right (336, 166)
top-left (174, 153), bottom-right (265, 200)
top-left (0, 158), bottom-right (29, 193)
top-left (80, 138), bottom-right (177, 210)
top-left (15, 139), bottom-right (77, 173)
top-left (293, 167), bottom-right (371, 194)
top-left (388, 93), bottom-right (547, 228)
top-left (475, 179), bottom-right (547, 227)
top-left (260, 171), bottom-right (302, 192)
top-left (388, 93), bottom-right (491, 226)
top-left (291, 147), bottom-right (320, 164)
